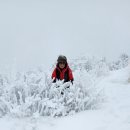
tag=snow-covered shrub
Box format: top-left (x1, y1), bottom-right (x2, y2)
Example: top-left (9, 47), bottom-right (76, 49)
top-left (70, 56), bottom-right (109, 78)
top-left (119, 53), bottom-right (129, 68)
top-left (109, 53), bottom-right (129, 71)
top-left (7, 76), bottom-right (103, 117)
top-left (0, 100), bottom-right (9, 117)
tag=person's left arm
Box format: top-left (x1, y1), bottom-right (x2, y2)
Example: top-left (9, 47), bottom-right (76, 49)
top-left (69, 68), bottom-right (74, 83)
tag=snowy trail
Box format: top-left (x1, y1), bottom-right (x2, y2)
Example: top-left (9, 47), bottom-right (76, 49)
top-left (0, 68), bottom-right (130, 130)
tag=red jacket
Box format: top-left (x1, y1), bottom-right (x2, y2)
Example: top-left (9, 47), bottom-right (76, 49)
top-left (52, 64), bottom-right (74, 83)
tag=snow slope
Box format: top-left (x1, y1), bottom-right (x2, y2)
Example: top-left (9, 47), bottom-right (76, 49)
top-left (0, 67), bottom-right (130, 130)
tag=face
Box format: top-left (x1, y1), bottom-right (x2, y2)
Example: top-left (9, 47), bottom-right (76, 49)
top-left (59, 61), bottom-right (66, 69)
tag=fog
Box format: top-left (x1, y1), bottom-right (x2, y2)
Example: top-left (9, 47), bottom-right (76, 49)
top-left (0, 0), bottom-right (130, 71)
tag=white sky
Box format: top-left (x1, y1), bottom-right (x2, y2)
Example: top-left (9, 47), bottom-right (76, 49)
top-left (0, 0), bottom-right (130, 71)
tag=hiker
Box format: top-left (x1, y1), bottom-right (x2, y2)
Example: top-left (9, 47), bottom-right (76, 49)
top-left (52, 55), bottom-right (74, 84)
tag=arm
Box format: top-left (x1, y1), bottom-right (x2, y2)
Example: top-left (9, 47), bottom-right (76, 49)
top-left (52, 68), bottom-right (57, 83)
top-left (69, 68), bottom-right (74, 84)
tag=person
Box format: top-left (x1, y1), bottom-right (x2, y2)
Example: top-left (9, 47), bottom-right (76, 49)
top-left (52, 55), bottom-right (74, 84)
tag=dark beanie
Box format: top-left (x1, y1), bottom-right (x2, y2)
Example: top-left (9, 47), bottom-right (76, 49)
top-left (57, 55), bottom-right (67, 63)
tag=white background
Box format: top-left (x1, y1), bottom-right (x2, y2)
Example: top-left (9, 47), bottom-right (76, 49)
top-left (0, 0), bottom-right (130, 71)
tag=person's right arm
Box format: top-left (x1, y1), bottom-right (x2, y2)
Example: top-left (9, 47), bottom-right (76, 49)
top-left (52, 68), bottom-right (56, 83)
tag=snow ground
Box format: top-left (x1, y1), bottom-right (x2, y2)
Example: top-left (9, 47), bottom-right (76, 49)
top-left (0, 67), bottom-right (130, 130)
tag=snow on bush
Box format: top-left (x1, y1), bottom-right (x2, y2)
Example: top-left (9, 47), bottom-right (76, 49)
top-left (109, 53), bottom-right (129, 71)
top-left (0, 55), bottom-right (129, 117)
